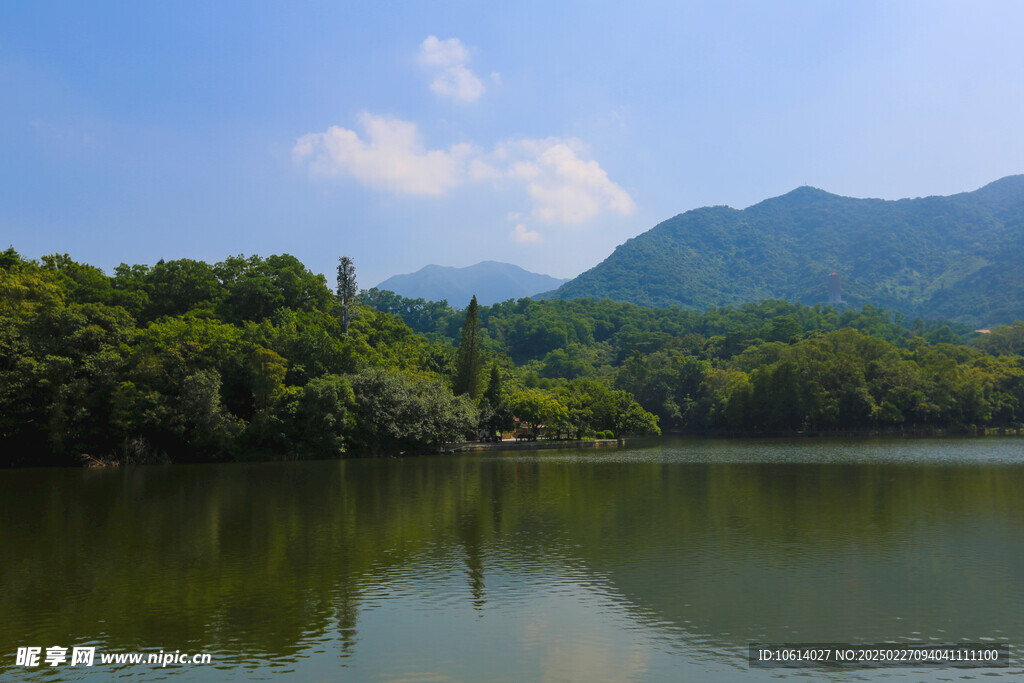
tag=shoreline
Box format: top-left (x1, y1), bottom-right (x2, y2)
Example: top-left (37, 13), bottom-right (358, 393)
top-left (666, 426), bottom-right (1024, 439)
top-left (12, 430), bottom-right (1023, 470)
top-left (439, 427), bottom-right (1022, 456)
top-left (440, 439), bottom-right (623, 453)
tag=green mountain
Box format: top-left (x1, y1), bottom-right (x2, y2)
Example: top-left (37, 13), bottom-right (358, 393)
top-left (549, 176), bottom-right (1024, 326)
top-left (376, 261), bottom-right (568, 307)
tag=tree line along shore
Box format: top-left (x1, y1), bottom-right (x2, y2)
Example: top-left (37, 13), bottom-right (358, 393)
top-left (1, 247), bottom-right (1022, 467)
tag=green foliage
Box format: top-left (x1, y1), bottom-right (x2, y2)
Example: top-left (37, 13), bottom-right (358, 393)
top-left (508, 381), bottom-right (659, 440)
top-left (973, 322), bottom-right (1024, 356)
top-left (0, 263), bottom-right (65, 315)
top-left (250, 347), bottom-right (287, 415)
top-left (287, 374), bottom-right (355, 456)
top-left (615, 400), bottom-right (662, 437)
top-left (0, 246), bottom-right (20, 271)
top-left (0, 250), bottom-right (479, 464)
top-left (510, 388), bottom-right (566, 439)
top-left (215, 253), bottom-right (332, 324)
top-left (347, 368), bottom-right (477, 455)
top-left (108, 253), bottom-right (332, 324)
top-left (336, 256), bottom-right (358, 335)
top-left (359, 287), bottom-right (454, 337)
top-left (362, 281), bottom-right (1024, 436)
top-left (139, 258), bottom-right (223, 320)
top-left (0, 297), bottom-right (136, 463)
top-left (2, 247), bottom-right (1023, 467)
top-left (366, 290), bottom-right (975, 376)
top-left (549, 176), bottom-right (1024, 327)
top-left (479, 362), bottom-right (515, 435)
top-left (41, 253), bottom-right (114, 304)
top-left (453, 296), bottom-right (483, 399)
top-left (177, 370), bottom-right (243, 456)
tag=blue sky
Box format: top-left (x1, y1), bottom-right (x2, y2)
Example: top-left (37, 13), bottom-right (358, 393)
top-left (3, 1), bottom-right (1024, 288)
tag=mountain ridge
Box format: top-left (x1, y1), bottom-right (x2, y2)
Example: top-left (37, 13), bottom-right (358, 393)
top-left (545, 175), bottom-right (1024, 326)
top-left (375, 261), bottom-right (568, 307)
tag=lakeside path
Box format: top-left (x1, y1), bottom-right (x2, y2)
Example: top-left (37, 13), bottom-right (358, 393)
top-left (441, 439), bottom-right (622, 453)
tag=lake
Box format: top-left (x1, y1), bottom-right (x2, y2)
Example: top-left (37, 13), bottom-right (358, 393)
top-left (2, 437), bottom-right (1022, 680)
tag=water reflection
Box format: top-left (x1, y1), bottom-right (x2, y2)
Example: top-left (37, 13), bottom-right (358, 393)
top-left (1, 438), bottom-right (1022, 680)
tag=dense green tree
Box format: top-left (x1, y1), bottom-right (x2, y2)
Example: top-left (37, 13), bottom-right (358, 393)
top-left (0, 263), bottom-right (65, 315)
top-left (40, 253), bottom-right (114, 304)
top-left (347, 368), bottom-right (476, 455)
top-left (286, 374), bottom-right (355, 456)
top-left (0, 246), bottom-right (20, 271)
top-left (974, 322), bottom-right (1024, 356)
top-left (359, 287), bottom-right (453, 337)
top-left (141, 259), bottom-right (223, 321)
top-left (555, 381), bottom-right (598, 439)
top-left (615, 400), bottom-right (662, 437)
top-left (479, 362), bottom-right (514, 436)
top-left (211, 254), bottom-right (333, 324)
top-left (483, 362), bottom-right (503, 405)
top-left (453, 295), bottom-right (483, 399)
top-left (0, 302), bottom-right (136, 462)
top-left (510, 388), bottom-right (566, 440)
top-left (3, 248), bottom-right (1023, 468)
top-left (178, 370), bottom-right (243, 456)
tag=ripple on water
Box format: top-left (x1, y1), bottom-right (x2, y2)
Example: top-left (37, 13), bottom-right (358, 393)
top-left (3, 440), bottom-right (1024, 681)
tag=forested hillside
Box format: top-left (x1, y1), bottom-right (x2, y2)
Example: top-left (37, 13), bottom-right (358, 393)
top-left (365, 288), bottom-right (1024, 435)
top-left (361, 288), bottom-right (977, 367)
top-left (0, 249), bottom-right (656, 467)
top-left (547, 175), bottom-right (1024, 326)
top-left (2, 247), bottom-right (1023, 468)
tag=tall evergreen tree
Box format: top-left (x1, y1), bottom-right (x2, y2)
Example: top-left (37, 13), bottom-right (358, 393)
top-left (483, 362), bottom-right (502, 405)
top-left (454, 295), bottom-right (482, 399)
top-left (479, 361), bottom-right (514, 436)
top-left (336, 256), bottom-right (357, 335)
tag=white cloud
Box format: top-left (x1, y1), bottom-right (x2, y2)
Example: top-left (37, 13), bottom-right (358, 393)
top-left (511, 224), bottom-right (543, 243)
top-left (490, 138), bottom-right (636, 224)
top-left (468, 158), bottom-right (502, 182)
top-left (429, 64), bottom-right (485, 103)
top-left (294, 116), bottom-right (635, 225)
top-left (292, 112), bottom-right (474, 196)
top-left (417, 36), bottom-right (487, 103)
top-left (418, 36), bottom-right (469, 68)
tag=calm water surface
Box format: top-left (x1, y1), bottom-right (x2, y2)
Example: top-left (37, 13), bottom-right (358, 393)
top-left (2, 437), bottom-right (1023, 680)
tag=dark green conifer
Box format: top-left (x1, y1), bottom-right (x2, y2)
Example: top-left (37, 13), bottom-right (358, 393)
top-left (483, 362), bottom-right (502, 405)
top-left (453, 296), bottom-right (482, 399)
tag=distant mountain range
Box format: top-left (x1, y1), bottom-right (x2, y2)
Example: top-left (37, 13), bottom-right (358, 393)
top-left (375, 261), bottom-right (569, 306)
top-left (546, 175), bottom-right (1024, 326)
